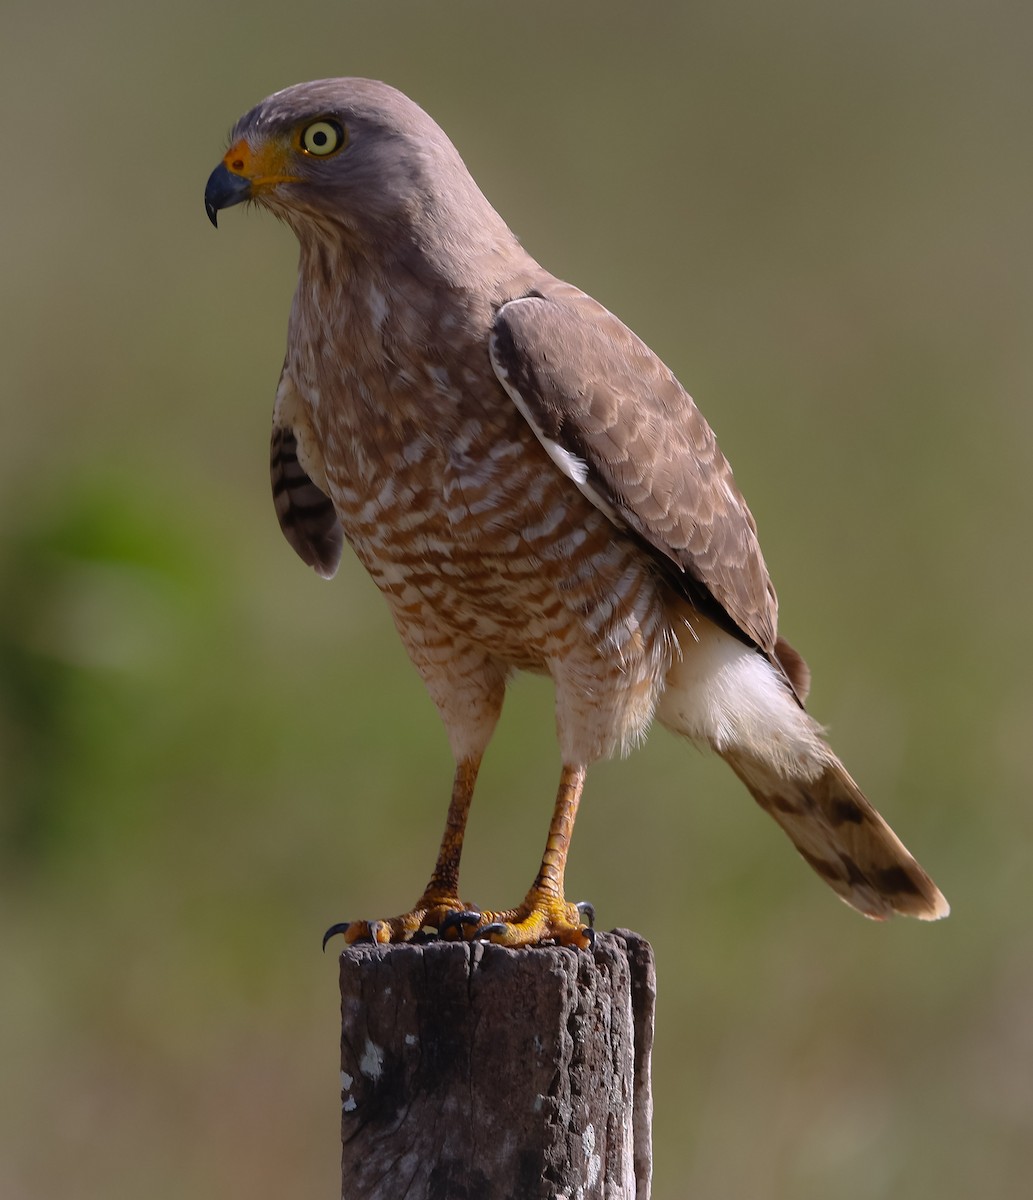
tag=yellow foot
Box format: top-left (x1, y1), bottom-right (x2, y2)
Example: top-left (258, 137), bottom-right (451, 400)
top-left (474, 895), bottom-right (595, 950)
top-left (323, 897), bottom-right (595, 950)
top-left (322, 894), bottom-right (481, 949)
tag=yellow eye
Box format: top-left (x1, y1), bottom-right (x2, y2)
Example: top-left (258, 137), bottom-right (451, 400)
top-left (299, 119), bottom-right (346, 157)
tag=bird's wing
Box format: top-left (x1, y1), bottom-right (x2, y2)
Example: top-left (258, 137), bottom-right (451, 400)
top-left (270, 366), bottom-right (343, 579)
top-left (490, 283), bottom-right (778, 652)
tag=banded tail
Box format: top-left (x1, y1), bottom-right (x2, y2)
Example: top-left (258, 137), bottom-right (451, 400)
top-left (722, 749), bottom-right (949, 920)
top-left (658, 616), bottom-right (949, 921)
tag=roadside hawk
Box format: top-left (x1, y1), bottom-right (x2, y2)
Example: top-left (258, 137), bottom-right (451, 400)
top-left (204, 78), bottom-right (948, 948)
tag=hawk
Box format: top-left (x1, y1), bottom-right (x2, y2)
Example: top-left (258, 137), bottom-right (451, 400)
top-left (204, 78), bottom-right (948, 948)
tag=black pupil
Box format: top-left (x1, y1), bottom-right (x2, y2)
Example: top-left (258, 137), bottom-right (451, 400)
top-left (313, 129), bottom-right (328, 147)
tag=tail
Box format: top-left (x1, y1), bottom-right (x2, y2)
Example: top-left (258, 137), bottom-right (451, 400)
top-left (657, 616), bottom-right (949, 921)
top-left (722, 748), bottom-right (949, 920)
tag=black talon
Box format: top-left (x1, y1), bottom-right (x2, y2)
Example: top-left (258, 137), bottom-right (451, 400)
top-left (439, 909), bottom-right (482, 939)
top-left (575, 900), bottom-right (596, 928)
top-left (476, 922), bottom-right (508, 940)
top-left (321, 921), bottom-right (351, 952)
top-left (581, 925), bottom-right (596, 951)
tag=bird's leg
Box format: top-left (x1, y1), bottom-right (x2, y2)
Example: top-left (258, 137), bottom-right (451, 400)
top-left (323, 758), bottom-right (595, 950)
top-left (327, 756), bottom-right (481, 947)
top-left (410, 755), bottom-right (484, 933)
top-left (478, 763), bottom-right (593, 950)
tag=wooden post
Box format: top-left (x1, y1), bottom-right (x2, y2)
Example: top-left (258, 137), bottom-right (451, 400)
top-left (336, 929), bottom-right (655, 1200)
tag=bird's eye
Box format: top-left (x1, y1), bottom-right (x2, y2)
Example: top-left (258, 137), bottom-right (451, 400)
top-left (299, 119), bottom-right (346, 157)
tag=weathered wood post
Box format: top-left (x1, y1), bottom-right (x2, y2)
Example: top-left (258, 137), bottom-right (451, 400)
top-left (335, 929), bottom-right (655, 1200)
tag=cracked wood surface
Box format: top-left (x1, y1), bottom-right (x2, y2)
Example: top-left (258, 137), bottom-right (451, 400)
top-left (336, 931), bottom-right (655, 1200)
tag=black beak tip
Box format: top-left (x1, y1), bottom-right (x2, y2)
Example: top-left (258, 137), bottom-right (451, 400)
top-left (204, 162), bottom-right (251, 229)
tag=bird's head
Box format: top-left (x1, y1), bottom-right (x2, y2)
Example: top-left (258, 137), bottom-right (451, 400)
top-left (204, 77), bottom-right (514, 262)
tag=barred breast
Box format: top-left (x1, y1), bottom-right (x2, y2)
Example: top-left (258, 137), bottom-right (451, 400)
top-left (285, 254), bottom-right (678, 758)
top-left (342, 399), bottom-right (671, 730)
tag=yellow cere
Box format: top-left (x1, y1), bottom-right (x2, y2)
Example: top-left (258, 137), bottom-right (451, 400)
top-left (221, 137), bottom-right (301, 190)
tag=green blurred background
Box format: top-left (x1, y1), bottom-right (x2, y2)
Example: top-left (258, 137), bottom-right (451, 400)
top-left (2, 1), bottom-right (1031, 1197)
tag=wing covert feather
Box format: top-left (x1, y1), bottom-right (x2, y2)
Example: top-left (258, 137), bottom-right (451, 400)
top-left (490, 283), bottom-right (778, 651)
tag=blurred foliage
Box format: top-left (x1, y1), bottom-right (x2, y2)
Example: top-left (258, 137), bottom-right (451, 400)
top-left (0, 478), bottom-right (204, 863)
top-left (1, 1), bottom-right (1032, 1198)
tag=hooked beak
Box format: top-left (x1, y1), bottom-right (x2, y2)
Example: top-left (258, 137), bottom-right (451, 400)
top-left (204, 136), bottom-right (301, 227)
top-left (204, 162), bottom-right (252, 227)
